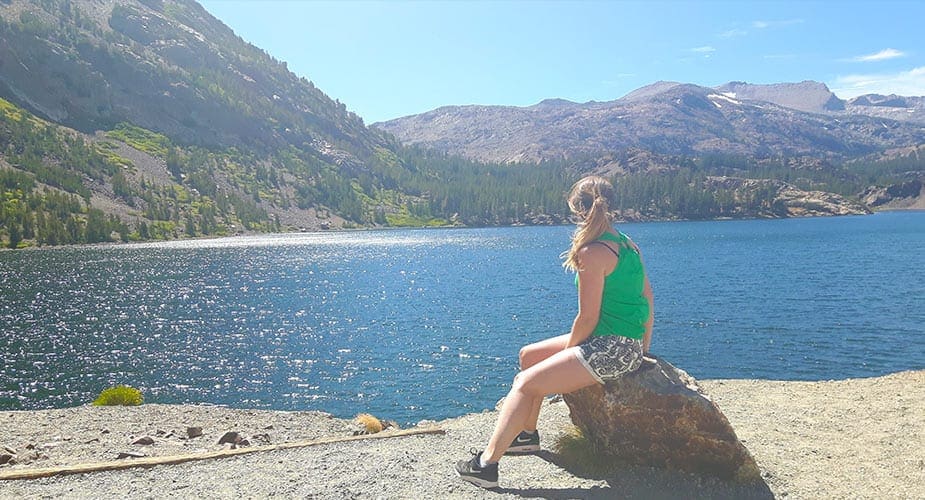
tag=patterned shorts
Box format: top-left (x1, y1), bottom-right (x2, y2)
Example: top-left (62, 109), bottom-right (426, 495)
top-left (573, 335), bottom-right (643, 384)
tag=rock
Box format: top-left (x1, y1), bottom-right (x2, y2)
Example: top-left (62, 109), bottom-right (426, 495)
top-left (251, 433), bottom-right (271, 445)
top-left (15, 450), bottom-right (45, 464)
top-left (116, 451), bottom-right (147, 460)
top-left (860, 178), bottom-right (924, 208)
top-left (562, 356), bottom-right (761, 482)
top-left (217, 431), bottom-right (242, 445)
top-left (2, 445), bottom-right (15, 455)
top-left (132, 436), bottom-right (155, 445)
top-left (187, 426), bottom-right (203, 438)
top-left (0, 453), bottom-right (14, 465)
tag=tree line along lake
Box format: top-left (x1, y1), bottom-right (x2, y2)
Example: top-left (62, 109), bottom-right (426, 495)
top-left (1, 211), bottom-right (923, 426)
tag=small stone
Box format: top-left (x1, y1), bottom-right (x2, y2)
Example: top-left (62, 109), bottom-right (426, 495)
top-left (84, 438), bottom-right (100, 444)
top-left (237, 439), bottom-right (250, 447)
top-left (186, 427), bottom-right (203, 438)
top-left (263, 424), bottom-right (274, 430)
top-left (100, 429), bottom-right (110, 434)
top-left (0, 454), bottom-right (14, 465)
top-left (2, 445), bottom-right (15, 454)
top-left (132, 436), bottom-right (155, 445)
top-left (117, 451), bottom-right (146, 459)
top-left (217, 431), bottom-right (241, 445)
top-left (25, 443), bottom-right (35, 450)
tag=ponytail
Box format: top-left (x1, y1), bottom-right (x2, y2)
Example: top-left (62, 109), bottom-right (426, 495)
top-left (561, 176), bottom-right (617, 272)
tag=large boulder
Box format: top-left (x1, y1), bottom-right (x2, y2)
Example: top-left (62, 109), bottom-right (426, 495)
top-left (562, 356), bottom-right (760, 481)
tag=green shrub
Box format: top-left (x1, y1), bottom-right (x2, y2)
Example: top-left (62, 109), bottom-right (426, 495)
top-left (92, 385), bottom-right (144, 406)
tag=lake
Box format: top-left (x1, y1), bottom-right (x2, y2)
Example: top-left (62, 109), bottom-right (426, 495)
top-left (1, 211), bottom-right (923, 425)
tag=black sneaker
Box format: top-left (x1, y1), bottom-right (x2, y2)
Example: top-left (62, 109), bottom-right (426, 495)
top-left (455, 450), bottom-right (498, 488)
top-left (505, 430), bottom-right (540, 454)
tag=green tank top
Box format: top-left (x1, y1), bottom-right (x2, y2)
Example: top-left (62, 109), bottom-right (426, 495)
top-left (575, 231), bottom-right (650, 339)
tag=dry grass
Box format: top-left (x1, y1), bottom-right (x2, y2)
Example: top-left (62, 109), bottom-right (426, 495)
top-left (552, 425), bottom-right (616, 476)
top-left (354, 413), bottom-right (383, 434)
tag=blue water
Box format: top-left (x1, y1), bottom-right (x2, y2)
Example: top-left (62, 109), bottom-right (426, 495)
top-left (1, 211), bottom-right (923, 425)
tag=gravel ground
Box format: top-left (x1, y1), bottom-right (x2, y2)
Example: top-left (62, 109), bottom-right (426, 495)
top-left (1, 370), bottom-right (922, 499)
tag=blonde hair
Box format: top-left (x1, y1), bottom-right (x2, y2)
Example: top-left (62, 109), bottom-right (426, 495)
top-left (561, 176), bottom-right (616, 272)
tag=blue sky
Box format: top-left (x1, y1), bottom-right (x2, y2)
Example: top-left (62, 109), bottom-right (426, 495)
top-left (199, 0), bottom-right (925, 124)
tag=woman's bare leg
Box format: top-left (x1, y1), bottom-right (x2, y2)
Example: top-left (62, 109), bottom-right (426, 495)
top-left (518, 333), bottom-right (570, 432)
top-left (483, 348), bottom-right (597, 462)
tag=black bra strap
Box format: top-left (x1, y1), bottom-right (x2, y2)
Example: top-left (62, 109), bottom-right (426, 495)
top-left (588, 240), bottom-right (620, 258)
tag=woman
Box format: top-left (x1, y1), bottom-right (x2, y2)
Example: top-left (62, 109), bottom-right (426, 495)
top-left (455, 175), bottom-right (654, 488)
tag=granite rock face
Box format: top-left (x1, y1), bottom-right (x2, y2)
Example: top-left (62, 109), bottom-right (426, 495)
top-left (562, 357), bottom-right (760, 482)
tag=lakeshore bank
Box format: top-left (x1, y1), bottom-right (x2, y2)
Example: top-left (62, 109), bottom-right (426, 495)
top-left (1, 370), bottom-right (923, 499)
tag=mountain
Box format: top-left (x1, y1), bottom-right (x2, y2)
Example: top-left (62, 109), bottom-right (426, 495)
top-left (845, 94), bottom-right (925, 124)
top-left (0, 0), bottom-right (576, 248)
top-left (374, 81), bottom-right (925, 165)
top-left (0, 0), bottom-right (383, 158)
top-left (0, 1), bottom-right (919, 250)
top-left (714, 82), bottom-right (925, 123)
top-left (714, 81), bottom-right (846, 113)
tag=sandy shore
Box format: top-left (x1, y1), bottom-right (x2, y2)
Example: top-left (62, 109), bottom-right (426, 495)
top-left (1, 370), bottom-right (923, 499)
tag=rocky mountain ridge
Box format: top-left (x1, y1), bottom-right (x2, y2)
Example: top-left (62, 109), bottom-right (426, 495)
top-left (375, 81), bottom-right (925, 165)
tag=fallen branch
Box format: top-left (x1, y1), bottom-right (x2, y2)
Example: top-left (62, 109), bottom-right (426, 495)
top-left (0, 427), bottom-right (445, 481)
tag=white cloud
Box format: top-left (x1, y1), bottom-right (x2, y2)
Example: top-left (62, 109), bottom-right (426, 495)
top-left (831, 66), bottom-right (925, 97)
top-left (852, 48), bottom-right (906, 62)
top-left (691, 46), bottom-right (716, 53)
top-left (718, 28), bottom-right (747, 38)
top-left (752, 19), bottom-right (804, 29)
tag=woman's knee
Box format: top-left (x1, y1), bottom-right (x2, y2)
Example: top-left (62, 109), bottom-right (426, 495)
top-left (518, 346), bottom-right (532, 369)
top-left (519, 344), bottom-right (548, 370)
top-left (511, 372), bottom-right (545, 398)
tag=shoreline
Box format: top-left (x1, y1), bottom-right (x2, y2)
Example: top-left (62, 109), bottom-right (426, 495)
top-left (3, 366), bottom-right (923, 423)
top-left (5, 209), bottom-right (920, 252)
top-left (2, 370), bottom-right (922, 498)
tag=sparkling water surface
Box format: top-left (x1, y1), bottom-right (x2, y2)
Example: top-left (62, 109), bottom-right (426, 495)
top-left (1, 211), bottom-right (923, 425)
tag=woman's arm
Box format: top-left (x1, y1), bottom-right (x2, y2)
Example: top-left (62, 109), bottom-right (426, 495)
top-left (566, 246), bottom-right (609, 348)
top-left (642, 275), bottom-right (654, 353)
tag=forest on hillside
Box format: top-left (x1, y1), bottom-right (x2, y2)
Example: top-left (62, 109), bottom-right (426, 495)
top-left (3, 87), bottom-right (922, 249)
top-left (0, 97), bottom-right (575, 249)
